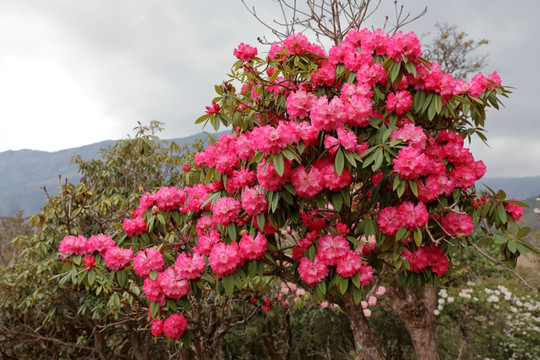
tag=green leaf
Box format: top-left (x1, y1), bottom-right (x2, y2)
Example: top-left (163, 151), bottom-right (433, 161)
top-left (195, 114), bottom-right (210, 124)
top-left (248, 260), bottom-right (257, 278)
top-left (256, 213), bottom-right (266, 231)
top-left (372, 149), bottom-right (384, 171)
top-left (427, 100), bottom-right (437, 120)
top-left (335, 148), bottom-right (345, 176)
top-left (497, 204), bottom-right (508, 224)
top-left (271, 191), bottom-right (279, 213)
top-left (395, 227), bottom-right (409, 241)
top-left (149, 270), bottom-right (158, 281)
top-left (179, 297), bottom-right (191, 312)
top-left (332, 192), bottom-right (343, 212)
top-left (150, 302), bottom-right (160, 318)
top-left (222, 275), bottom-right (235, 297)
top-left (273, 153), bottom-right (285, 177)
top-left (201, 272), bottom-right (215, 285)
top-left (517, 227), bottom-right (531, 239)
top-left (393, 174), bottom-right (401, 191)
top-left (433, 94), bottom-right (442, 114)
top-left (227, 223), bottom-right (237, 241)
top-left (507, 241), bottom-right (517, 254)
top-left (397, 180), bottom-right (406, 198)
top-left (339, 277), bottom-right (348, 295)
top-left (116, 270), bottom-right (127, 287)
top-left (390, 62), bottom-right (401, 83)
top-left (409, 180), bottom-right (418, 197)
top-left (351, 274), bottom-right (361, 288)
top-left (72, 255), bottom-right (82, 266)
top-left (414, 228), bottom-right (423, 247)
top-left (353, 287), bottom-right (363, 305)
top-left (87, 270), bottom-right (95, 286)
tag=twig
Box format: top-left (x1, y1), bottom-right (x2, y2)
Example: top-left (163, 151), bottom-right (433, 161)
top-left (468, 240), bottom-right (535, 291)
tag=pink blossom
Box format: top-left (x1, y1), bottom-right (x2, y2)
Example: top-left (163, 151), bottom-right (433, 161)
top-left (386, 31), bottom-right (422, 61)
top-left (440, 212), bottom-right (473, 236)
top-left (241, 186), bottom-right (267, 216)
top-left (298, 255), bottom-right (329, 286)
top-left (209, 242), bottom-right (243, 277)
top-left (123, 215), bottom-right (147, 236)
top-left (239, 233), bottom-right (267, 260)
top-left (336, 250), bottom-right (364, 278)
top-left (317, 234), bottom-right (350, 265)
top-left (361, 300), bottom-right (369, 309)
top-left (291, 166), bottom-right (324, 198)
top-left (234, 43), bottom-right (258, 62)
top-left (133, 248), bottom-right (165, 278)
top-left (313, 156), bottom-right (352, 191)
top-left (505, 199), bottom-right (523, 221)
top-left (251, 125), bottom-right (289, 155)
top-left (375, 286), bottom-right (386, 296)
top-left (390, 123), bottom-right (427, 150)
top-left (104, 246), bottom-right (133, 271)
top-left (358, 263), bottom-right (373, 286)
top-left (286, 90), bottom-right (317, 120)
top-left (196, 215), bottom-right (215, 236)
top-left (368, 296), bottom-right (377, 307)
top-left (193, 230), bottom-right (220, 256)
top-left (154, 187), bottom-right (186, 211)
top-left (311, 62), bottom-right (336, 87)
top-left (163, 314), bottom-right (188, 339)
top-left (82, 255), bottom-right (96, 271)
top-left (59, 235), bottom-right (89, 255)
top-left (150, 319), bottom-right (164, 337)
top-left (175, 253), bottom-right (206, 280)
top-left (377, 206), bottom-right (402, 235)
top-left (398, 202), bottom-right (429, 231)
top-left (212, 197), bottom-right (241, 226)
top-left (310, 96), bottom-right (346, 131)
top-left (356, 63), bottom-right (387, 87)
top-left (157, 267), bottom-right (190, 299)
top-left (87, 234), bottom-right (115, 255)
top-left (205, 101), bottom-right (220, 114)
top-left (143, 277), bottom-right (164, 303)
top-left (256, 159), bottom-right (291, 191)
top-left (386, 90), bottom-right (413, 115)
top-left (393, 147), bottom-right (428, 180)
top-left (185, 184), bottom-right (212, 212)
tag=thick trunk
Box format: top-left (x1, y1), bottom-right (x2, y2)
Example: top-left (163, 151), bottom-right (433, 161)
top-left (386, 283), bottom-right (439, 360)
top-left (128, 322), bottom-right (150, 360)
top-left (338, 295), bottom-right (384, 360)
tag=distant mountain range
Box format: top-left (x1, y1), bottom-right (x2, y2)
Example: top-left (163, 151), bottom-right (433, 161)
top-left (0, 133), bottom-right (208, 216)
top-left (1, 135), bottom-right (540, 217)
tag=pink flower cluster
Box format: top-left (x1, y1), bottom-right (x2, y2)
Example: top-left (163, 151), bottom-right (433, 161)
top-left (297, 234), bottom-right (373, 286)
top-left (377, 201), bottom-right (429, 236)
top-left (133, 248), bottom-right (165, 278)
top-left (59, 233), bottom-right (115, 256)
top-left (391, 128), bottom-right (486, 203)
top-left (440, 212), bottom-right (474, 236)
top-left (505, 199), bottom-right (523, 222)
top-left (234, 43), bottom-right (258, 62)
top-left (103, 247), bottom-right (134, 271)
top-left (106, 28), bottom-right (507, 339)
top-left (152, 313), bottom-right (188, 339)
top-left (402, 246), bottom-right (449, 276)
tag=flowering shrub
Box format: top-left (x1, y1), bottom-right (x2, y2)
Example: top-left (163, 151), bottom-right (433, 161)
top-left (57, 28), bottom-right (533, 354)
top-left (434, 282), bottom-right (540, 360)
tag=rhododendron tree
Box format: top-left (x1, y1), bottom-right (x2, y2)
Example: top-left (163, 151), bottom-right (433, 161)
top-left (57, 29), bottom-right (537, 360)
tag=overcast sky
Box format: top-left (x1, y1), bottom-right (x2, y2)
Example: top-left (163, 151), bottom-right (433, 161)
top-left (0, 1), bottom-right (538, 178)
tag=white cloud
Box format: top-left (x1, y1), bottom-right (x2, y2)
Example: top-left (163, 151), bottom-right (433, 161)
top-left (0, 0), bottom-right (538, 176)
